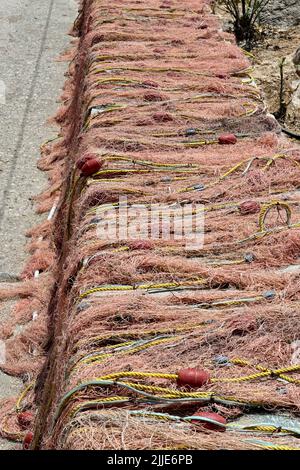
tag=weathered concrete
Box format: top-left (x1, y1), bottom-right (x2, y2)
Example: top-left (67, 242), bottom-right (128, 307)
top-left (0, 0), bottom-right (77, 450)
top-left (261, 0), bottom-right (300, 28)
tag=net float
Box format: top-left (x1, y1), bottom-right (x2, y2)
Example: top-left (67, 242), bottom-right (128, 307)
top-left (76, 153), bottom-right (96, 169)
top-left (185, 128), bottom-right (197, 136)
top-left (81, 159), bottom-right (102, 177)
top-left (17, 411), bottom-right (34, 430)
top-left (177, 368), bottom-right (210, 388)
top-left (244, 252), bottom-right (255, 263)
top-left (218, 133), bottom-right (237, 145)
top-left (191, 411), bottom-right (226, 432)
top-left (23, 431), bottom-right (34, 450)
top-left (263, 290), bottom-right (276, 300)
top-left (239, 200), bottom-right (260, 215)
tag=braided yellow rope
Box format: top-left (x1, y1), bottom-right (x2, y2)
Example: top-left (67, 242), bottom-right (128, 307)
top-left (69, 336), bottom-right (180, 375)
top-left (74, 322), bottom-right (205, 350)
top-left (99, 371), bottom-right (177, 381)
top-left (15, 381), bottom-right (35, 412)
top-left (230, 359), bottom-right (300, 385)
top-left (260, 444), bottom-right (300, 450)
top-left (258, 201), bottom-right (292, 232)
top-left (98, 362), bottom-right (300, 385)
top-left (78, 277), bottom-right (206, 299)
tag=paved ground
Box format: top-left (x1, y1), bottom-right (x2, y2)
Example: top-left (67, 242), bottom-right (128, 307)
top-left (0, 0), bottom-right (77, 449)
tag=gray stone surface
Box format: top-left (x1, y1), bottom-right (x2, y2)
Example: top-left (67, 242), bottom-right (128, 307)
top-left (261, 0), bottom-right (300, 27)
top-left (0, 0), bottom-right (77, 450)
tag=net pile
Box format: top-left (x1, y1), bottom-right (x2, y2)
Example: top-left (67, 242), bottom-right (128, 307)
top-left (1, 0), bottom-right (300, 451)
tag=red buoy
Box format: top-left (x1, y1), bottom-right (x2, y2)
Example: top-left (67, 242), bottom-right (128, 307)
top-left (191, 411), bottom-right (226, 432)
top-left (177, 368), bottom-right (210, 388)
top-left (23, 431), bottom-right (34, 450)
top-left (218, 134), bottom-right (237, 145)
top-left (238, 200), bottom-right (260, 215)
top-left (81, 159), bottom-right (102, 177)
top-left (76, 153), bottom-right (95, 170)
top-left (18, 411), bottom-right (34, 430)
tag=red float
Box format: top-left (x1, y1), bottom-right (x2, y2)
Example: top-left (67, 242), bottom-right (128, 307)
top-left (81, 159), bottom-right (102, 177)
top-left (18, 411), bottom-right (34, 430)
top-left (177, 368), bottom-right (210, 388)
top-left (76, 153), bottom-right (95, 169)
top-left (23, 431), bottom-right (34, 450)
top-left (191, 411), bottom-right (226, 432)
top-left (218, 133), bottom-right (237, 145)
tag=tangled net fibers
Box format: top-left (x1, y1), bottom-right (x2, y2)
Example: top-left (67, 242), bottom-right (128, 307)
top-left (2, 0), bottom-right (300, 450)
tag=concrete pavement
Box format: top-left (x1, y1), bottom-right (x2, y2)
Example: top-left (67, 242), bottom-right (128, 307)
top-left (0, 0), bottom-right (77, 449)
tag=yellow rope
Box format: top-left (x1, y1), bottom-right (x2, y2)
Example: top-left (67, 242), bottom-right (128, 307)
top-left (228, 359), bottom-right (300, 385)
top-left (91, 361), bottom-right (300, 386)
top-left (69, 337), bottom-right (180, 374)
top-left (93, 168), bottom-right (196, 177)
top-left (99, 371), bottom-right (177, 381)
top-left (74, 322), bottom-right (205, 350)
top-left (78, 278), bottom-right (206, 299)
top-left (258, 201), bottom-right (292, 232)
top-left (69, 397), bottom-right (130, 419)
top-left (237, 220), bottom-right (300, 245)
top-left (104, 155), bottom-right (198, 168)
top-left (15, 381), bottom-right (35, 412)
top-left (252, 443), bottom-right (300, 451)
